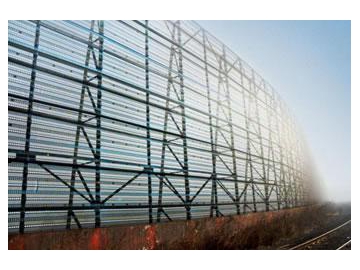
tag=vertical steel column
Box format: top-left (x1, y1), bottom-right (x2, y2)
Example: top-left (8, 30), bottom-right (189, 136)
top-left (276, 100), bottom-right (289, 208)
top-left (286, 117), bottom-right (297, 207)
top-left (266, 89), bottom-right (280, 210)
top-left (177, 21), bottom-right (191, 220)
top-left (247, 98), bottom-right (257, 212)
top-left (239, 62), bottom-right (247, 213)
top-left (251, 72), bottom-right (269, 211)
top-left (288, 122), bottom-right (297, 207)
top-left (202, 30), bottom-right (218, 217)
top-left (238, 61), bottom-right (257, 213)
top-left (19, 20), bottom-right (41, 233)
top-left (211, 44), bottom-right (240, 216)
top-left (66, 20), bottom-right (104, 229)
top-left (145, 20), bottom-right (153, 224)
top-left (222, 45), bottom-right (240, 215)
top-left (67, 20), bottom-right (96, 229)
top-left (95, 20), bottom-right (104, 228)
top-left (157, 21), bottom-right (190, 221)
top-left (283, 114), bottom-right (293, 207)
top-left (156, 25), bottom-right (175, 222)
top-left (245, 72), bottom-right (258, 212)
top-left (213, 60), bottom-right (222, 217)
top-left (157, 23), bottom-right (174, 222)
top-left (266, 90), bottom-right (281, 210)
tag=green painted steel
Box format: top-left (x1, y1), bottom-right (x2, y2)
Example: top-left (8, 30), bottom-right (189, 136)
top-left (8, 20), bottom-right (315, 233)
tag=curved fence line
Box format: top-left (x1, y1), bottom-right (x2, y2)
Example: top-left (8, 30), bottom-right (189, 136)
top-left (8, 20), bottom-right (316, 233)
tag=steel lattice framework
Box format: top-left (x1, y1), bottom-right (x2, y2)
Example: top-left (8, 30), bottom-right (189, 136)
top-left (8, 20), bottom-right (315, 233)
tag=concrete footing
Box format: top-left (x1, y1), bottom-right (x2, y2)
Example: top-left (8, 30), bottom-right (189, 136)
top-left (9, 205), bottom-right (325, 249)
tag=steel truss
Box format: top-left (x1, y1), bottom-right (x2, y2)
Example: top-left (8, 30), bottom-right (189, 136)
top-left (8, 20), bottom-right (315, 233)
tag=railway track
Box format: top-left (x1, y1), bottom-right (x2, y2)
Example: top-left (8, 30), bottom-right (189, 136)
top-left (287, 220), bottom-right (351, 250)
top-left (336, 239), bottom-right (351, 250)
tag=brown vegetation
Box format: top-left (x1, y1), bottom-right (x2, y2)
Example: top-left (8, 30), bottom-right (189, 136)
top-left (9, 203), bottom-right (349, 250)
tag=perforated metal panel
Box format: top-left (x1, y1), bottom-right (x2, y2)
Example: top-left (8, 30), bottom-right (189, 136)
top-left (8, 20), bottom-right (315, 233)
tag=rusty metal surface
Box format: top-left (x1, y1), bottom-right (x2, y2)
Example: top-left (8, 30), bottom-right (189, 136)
top-left (9, 205), bottom-right (327, 250)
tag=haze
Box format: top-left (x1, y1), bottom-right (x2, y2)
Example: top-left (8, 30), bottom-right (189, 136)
top-left (197, 20), bottom-right (351, 203)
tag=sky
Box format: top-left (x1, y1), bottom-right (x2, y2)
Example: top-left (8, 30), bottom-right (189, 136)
top-left (197, 20), bottom-right (351, 202)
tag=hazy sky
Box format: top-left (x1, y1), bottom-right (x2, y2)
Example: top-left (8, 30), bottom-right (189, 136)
top-left (197, 20), bottom-right (351, 202)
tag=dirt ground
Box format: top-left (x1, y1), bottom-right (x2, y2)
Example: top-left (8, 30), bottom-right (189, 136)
top-left (273, 202), bottom-right (351, 250)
